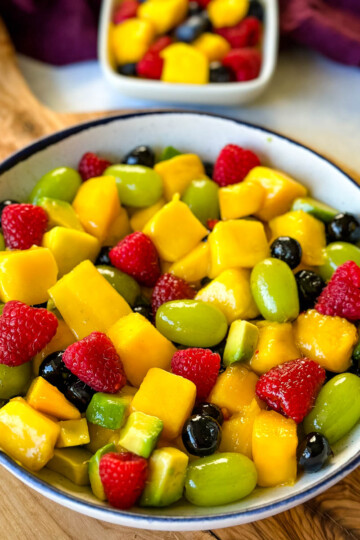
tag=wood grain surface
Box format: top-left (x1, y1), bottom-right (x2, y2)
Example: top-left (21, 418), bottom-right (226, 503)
top-left (0, 17), bottom-right (359, 540)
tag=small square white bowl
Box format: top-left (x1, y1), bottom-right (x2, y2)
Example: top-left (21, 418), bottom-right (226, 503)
top-left (98, 0), bottom-right (279, 106)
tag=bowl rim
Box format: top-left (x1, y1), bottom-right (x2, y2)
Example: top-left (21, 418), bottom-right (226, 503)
top-left (0, 110), bottom-right (359, 530)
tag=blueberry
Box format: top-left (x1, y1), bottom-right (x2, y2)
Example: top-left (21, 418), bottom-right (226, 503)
top-left (95, 246), bottom-right (112, 266)
top-left (295, 270), bottom-right (325, 310)
top-left (203, 161), bottom-right (214, 178)
top-left (64, 378), bottom-right (95, 413)
top-left (297, 432), bottom-right (332, 472)
top-left (200, 277), bottom-right (211, 287)
top-left (188, 0), bottom-right (203, 15)
top-left (209, 62), bottom-right (233, 83)
top-left (175, 14), bottom-right (211, 43)
top-left (192, 402), bottom-right (224, 425)
top-left (123, 145), bottom-right (155, 168)
top-left (0, 199), bottom-right (19, 227)
top-left (247, 0), bottom-right (264, 21)
top-left (182, 414), bottom-right (221, 456)
top-left (39, 351), bottom-right (73, 392)
top-left (270, 236), bottom-right (302, 269)
top-left (117, 63), bottom-right (138, 77)
top-left (327, 213), bottom-right (360, 244)
top-left (133, 296), bottom-right (152, 321)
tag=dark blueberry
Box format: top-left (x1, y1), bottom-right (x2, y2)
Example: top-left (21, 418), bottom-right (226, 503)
top-left (182, 414), bottom-right (221, 456)
top-left (295, 270), bottom-right (325, 310)
top-left (327, 213), bottom-right (360, 244)
top-left (123, 145), bottom-right (155, 168)
top-left (188, 0), bottom-right (203, 15)
top-left (297, 432), bottom-right (332, 473)
top-left (39, 351), bottom-right (73, 392)
top-left (192, 402), bottom-right (224, 425)
top-left (200, 277), bottom-right (211, 287)
top-left (64, 378), bottom-right (95, 413)
top-left (117, 63), bottom-right (138, 77)
top-left (270, 236), bottom-right (302, 269)
top-left (175, 14), bottom-right (211, 43)
top-left (247, 0), bottom-right (264, 21)
top-left (32, 302), bottom-right (48, 309)
top-left (133, 296), bottom-right (152, 321)
top-left (201, 235), bottom-right (208, 242)
top-left (0, 199), bottom-right (19, 226)
top-left (209, 62), bottom-right (233, 83)
top-left (325, 370), bottom-right (337, 383)
top-left (95, 246), bottom-right (112, 266)
top-left (203, 161), bottom-right (214, 178)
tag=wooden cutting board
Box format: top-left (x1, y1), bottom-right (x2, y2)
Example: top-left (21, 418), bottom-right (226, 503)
top-left (0, 17), bottom-right (359, 540)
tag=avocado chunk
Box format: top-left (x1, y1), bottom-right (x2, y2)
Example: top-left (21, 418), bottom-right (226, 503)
top-left (117, 411), bottom-right (163, 458)
top-left (223, 320), bottom-right (259, 366)
top-left (158, 146), bottom-right (182, 162)
top-left (46, 447), bottom-right (92, 485)
top-left (86, 386), bottom-right (136, 430)
top-left (140, 447), bottom-right (189, 507)
top-left (88, 442), bottom-right (116, 500)
top-left (291, 197), bottom-right (338, 223)
top-left (37, 197), bottom-right (84, 230)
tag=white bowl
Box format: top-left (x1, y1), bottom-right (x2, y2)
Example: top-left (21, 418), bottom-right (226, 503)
top-left (98, 0), bottom-right (278, 106)
top-left (0, 112), bottom-right (359, 531)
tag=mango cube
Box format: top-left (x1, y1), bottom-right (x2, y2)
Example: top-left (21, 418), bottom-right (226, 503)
top-left (107, 313), bottom-right (177, 387)
top-left (103, 207), bottom-right (131, 246)
top-left (154, 154), bottom-right (206, 201)
top-left (208, 219), bottom-right (269, 277)
top-left (48, 260), bottom-right (131, 339)
top-left (209, 364), bottom-right (258, 414)
top-left (131, 368), bottom-right (196, 439)
top-left (138, 0), bottom-right (188, 34)
top-left (27, 377), bottom-right (81, 420)
top-left (0, 397), bottom-right (60, 471)
top-left (130, 198), bottom-right (165, 231)
top-left (252, 410), bottom-right (298, 487)
top-left (111, 19), bottom-right (155, 64)
top-left (0, 247), bottom-right (58, 305)
top-left (37, 197), bottom-right (84, 231)
top-left (86, 422), bottom-right (120, 454)
top-left (33, 319), bottom-right (76, 375)
top-left (219, 398), bottom-right (263, 458)
top-left (143, 195), bottom-right (208, 262)
top-left (193, 32), bottom-right (230, 61)
top-left (161, 44), bottom-right (209, 85)
top-left (169, 242), bottom-right (210, 283)
top-left (208, 0), bottom-right (249, 28)
top-left (56, 419), bottom-right (90, 448)
top-left (47, 447), bottom-right (92, 485)
top-left (116, 411), bottom-right (163, 458)
top-left (219, 181), bottom-right (264, 220)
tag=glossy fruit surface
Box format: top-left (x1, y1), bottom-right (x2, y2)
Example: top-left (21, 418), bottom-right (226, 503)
top-left (39, 350), bottom-right (73, 391)
top-left (182, 179), bottom-right (220, 225)
top-left (0, 362), bottom-right (31, 399)
top-left (97, 265), bottom-right (140, 306)
top-left (105, 164), bottom-right (163, 207)
top-left (182, 414), bottom-right (221, 456)
top-left (297, 432), bottom-right (332, 473)
top-left (122, 145), bottom-right (155, 168)
top-left (192, 402), bottom-right (224, 425)
top-left (209, 62), bottom-right (233, 82)
top-left (64, 378), bottom-right (95, 413)
top-left (327, 213), bottom-right (360, 244)
top-left (117, 63), bottom-right (137, 76)
top-left (0, 199), bottom-right (19, 226)
top-left (270, 236), bottom-right (302, 269)
top-left (175, 14), bottom-right (211, 43)
top-left (295, 270), bottom-right (325, 310)
top-left (29, 167), bottom-right (82, 204)
top-left (319, 242), bottom-right (360, 282)
top-left (95, 246), bottom-right (112, 266)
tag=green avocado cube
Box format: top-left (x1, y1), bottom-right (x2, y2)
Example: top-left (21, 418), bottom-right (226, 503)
top-left (117, 411), bottom-right (163, 458)
top-left (46, 447), bottom-right (92, 486)
top-left (37, 197), bottom-right (84, 230)
top-left (291, 197), bottom-right (339, 223)
top-left (88, 442), bottom-right (116, 500)
top-left (158, 146), bottom-right (182, 162)
top-left (86, 391), bottom-right (133, 430)
top-left (223, 320), bottom-right (259, 366)
top-left (140, 447), bottom-right (189, 507)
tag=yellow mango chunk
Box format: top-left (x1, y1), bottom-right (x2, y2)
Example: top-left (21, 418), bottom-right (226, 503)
top-left (193, 33), bottom-right (230, 61)
top-left (47, 447), bottom-right (91, 486)
top-left (220, 398), bottom-right (264, 458)
top-left (48, 260), bottom-right (131, 339)
top-left (86, 422), bottom-right (120, 454)
top-left (208, 219), bottom-right (269, 277)
top-left (27, 377), bottom-right (81, 420)
top-left (72, 176), bottom-right (120, 243)
top-left (111, 19), bottom-right (155, 64)
top-left (143, 195), bottom-right (208, 262)
top-left (169, 242), bottom-right (210, 283)
top-left (103, 207), bottom-right (131, 246)
top-left (209, 364), bottom-right (258, 415)
top-left (208, 0), bottom-right (249, 27)
top-left (245, 166), bottom-right (308, 221)
top-left (56, 418), bottom-right (90, 448)
top-left (131, 368), bottom-right (196, 439)
top-left (107, 313), bottom-right (177, 387)
top-left (161, 44), bottom-right (209, 85)
top-left (154, 154), bottom-right (206, 201)
top-left (294, 310), bottom-right (357, 372)
top-left (0, 247), bottom-right (58, 305)
top-left (269, 210), bottom-right (326, 266)
top-left (33, 319), bottom-right (76, 375)
top-left (252, 410), bottom-right (298, 487)
top-left (196, 268), bottom-right (259, 323)
top-left (219, 181), bottom-right (265, 220)
top-left (130, 198), bottom-right (165, 231)
top-left (249, 321), bottom-right (300, 374)
top-left (138, 0), bottom-right (188, 34)
top-left (0, 398), bottom-right (60, 471)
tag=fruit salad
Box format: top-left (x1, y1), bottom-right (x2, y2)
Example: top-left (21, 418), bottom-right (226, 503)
top-left (110, 0), bottom-right (263, 84)
top-left (0, 143), bottom-right (359, 511)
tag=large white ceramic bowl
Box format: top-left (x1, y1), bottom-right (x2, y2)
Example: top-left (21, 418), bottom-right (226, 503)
top-left (0, 112), bottom-right (359, 531)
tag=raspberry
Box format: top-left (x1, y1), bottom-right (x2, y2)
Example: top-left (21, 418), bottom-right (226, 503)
top-left (112, 0), bottom-right (139, 24)
top-left (109, 232), bottom-right (161, 287)
top-left (193, 0), bottom-right (211, 6)
top-left (0, 301), bottom-right (58, 367)
top-left (222, 48), bottom-right (262, 82)
top-left (151, 273), bottom-right (196, 317)
top-left (216, 17), bottom-right (261, 49)
top-left (148, 36), bottom-right (172, 55)
top-left (171, 348), bottom-right (221, 401)
top-left (207, 218), bottom-right (219, 231)
top-left (137, 37), bottom-right (172, 80)
top-left (315, 261), bottom-right (360, 321)
top-left (2, 204), bottom-right (48, 250)
top-left (78, 152), bottom-right (111, 181)
top-left (213, 144), bottom-right (260, 187)
top-left (63, 332), bottom-right (126, 393)
top-left (256, 358), bottom-right (326, 423)
top-left (99, 452), bottom-right (148, 509)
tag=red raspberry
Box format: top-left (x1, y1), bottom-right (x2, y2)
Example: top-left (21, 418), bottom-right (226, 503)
top-left (137, 37), bottom-right (172, 80)
top-left (109, 232), bottom-right (161, 287)
top-left (315, 261), bottom-right (360, 321)
top-left (256, 358), bottom-right (326, 424)
top-left (0, 301), bottom-right (58, 367)
top-left (112, 0), bottom-right (139, 24)
top-left (207, 218), bottom-right (219, 231)
top-left (216, 17), bottom-right (261, 49)
top-left (148, 36), bottom-right (172, 55)
top-left (78, 152), bottom-right (112, 181)
top-left (193, 0), bottom-right (211, 6)
top-left (222, 48), bottom-right (262, 82)
top-left (213, 144), bottom-right (260, 187)
top-left (63, 332), bottom-right (126, 393)
top-left (2, 203), bottom-right (48, 250)
top-left (151, 273), bottom-right (196, 317)
top-left (99, 452), bottom-right (148, 509)
top-left (171, 348), bottom-right (221, 401)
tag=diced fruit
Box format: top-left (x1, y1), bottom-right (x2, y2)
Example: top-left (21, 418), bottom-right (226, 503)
top-left (138, 0), bottom-right (188, 34)
top-left (224, 47), bottom-right (262, 81)
top-left (158, 146), bottom-right (182, 162)
top-left (131, 368), bottom-right (196, 439)
top-left (37, 197), bottom-right (84, 230)
top-left (207, 0), bottom-right (249, 27)
top-left (33, 321), bottom-right (76, 375)
top-left (97, 265), bottom-right (140, 306)
top-left (105, 165), bottom-right (163, 208)
top-left (213, 144), bottom-right (260, 188)
top-left (78, 152), bottom-right (112, 182)
top-left (116, 411), bottom-right (163, 458)
top-left (295, 270), bottom-right (325, 311)
top-left (249, 321), bottom-right (299, 374)
top-left (319, 242), bottom-right (360, 282)
top-left (327, 213), bottom-right (360, 244)
top-left (111, 18), bottom-right (155, 64)
top-left (193, 32), bottom-right (230, 61)
top-left (0, 363), bottom-right (31, 399)
top-left (294, 310), bottom-right (357, 372)
top-left (140, 447), bottom-right (189, 507)
top-left (182, 179), bottom-right (220, 226)
top-left (169, 242), bottom-right (210, 283)
top-left (88, 442), bottom-right (117, 500)
top-left (130, 198), bottom-right (165, 231)
top-left (87, 423), bottom-right (119, 454)
top-left (297, 432), bottom-right (332, 473)
top-left (161, 44), bottom-right (209, 85)
top-left (182, 414), bottom-right (221, 456)
top-left (304, 373), bottom-right (360, 444)
top-left (216, 16), bottom-right (261, 47)
top-left (171, 348), bottom-right (221, 401)
top-left (209, 364), bottom-right (258, 414)
top-left (0, 397), bottom-right (60, 471)
top-left (47, 447), bottom-right (92, 485)
top-left (291, 197), bottom-right (338, 222)
top-left (102, 207), bottom-right (132, 246)
top-left (154, 154), bottom-right (206, 202)
top-left (251, 258), bottom-right (300, 322)
top-left (86, 391), bottom-right (133, 430)
top-left (316, 261), bottom-right (360, 321)
top-left (219, 181), bottom-right (264, 220)
top-left (48, 260), bottom-right (131, 340)
top-left (26, 376), bottom-right (81, 420)
top-left (223, 320), bottom-right (259, 366)
top-left (29, 167), bottom-right (82, 204)
top-left (56, 418), bottom-right (90, 448)
top-left (156, 299), bottom-right (228, 347)
top-left (107, 313), bottom-right (176, 387)
top-left (151, 273), bottom-right (196, 317)
top-left (185, 452), bottom-right (257, 506)
top-left (219, 398), bottom-right (263, 458)
top-left (196, 268), bottom-right (259, 323)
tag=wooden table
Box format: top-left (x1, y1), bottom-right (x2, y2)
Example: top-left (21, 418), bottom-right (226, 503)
top-left (0, 18), bottom-right (359, 540)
